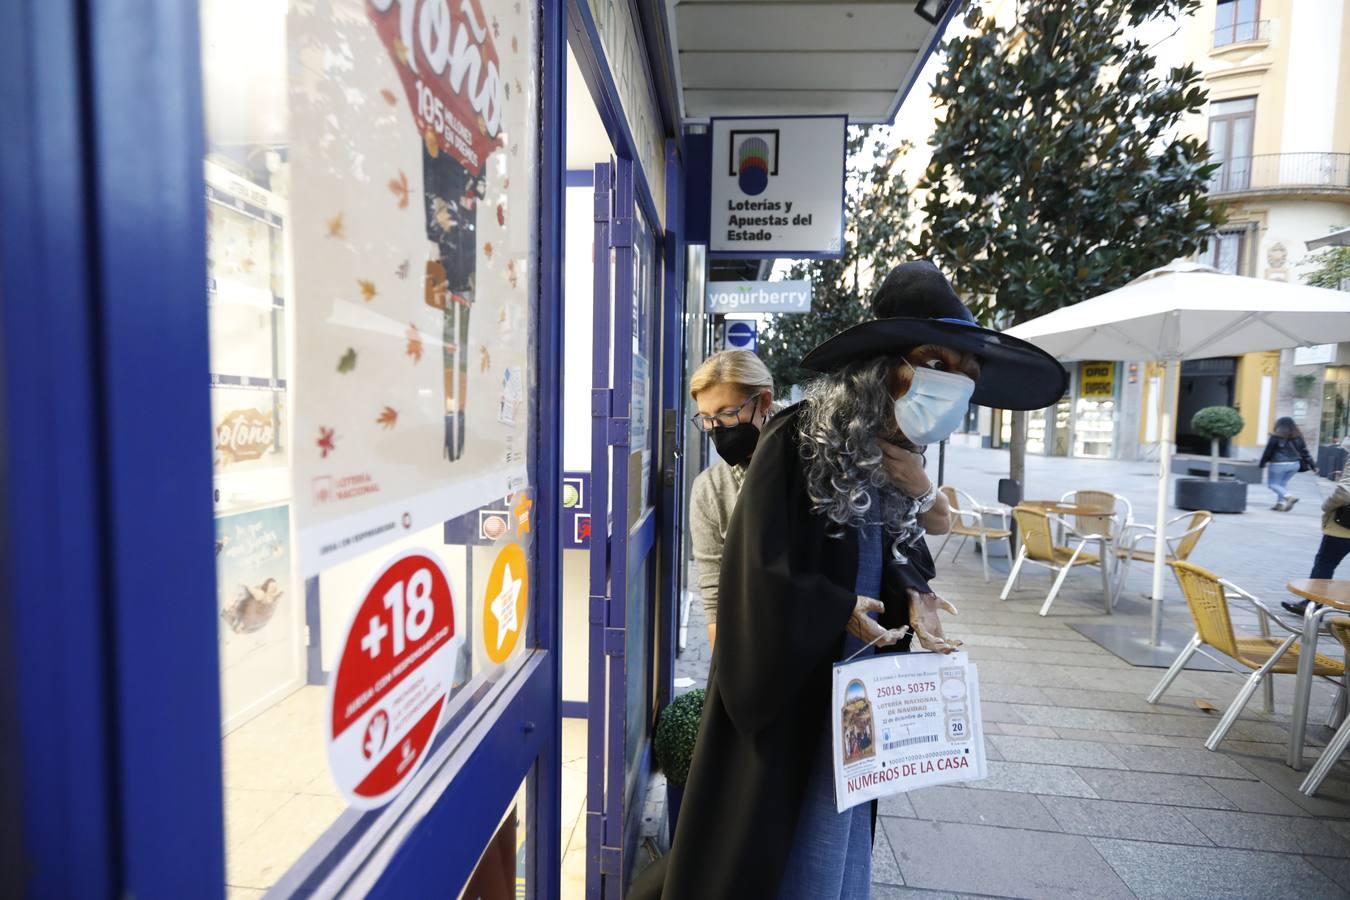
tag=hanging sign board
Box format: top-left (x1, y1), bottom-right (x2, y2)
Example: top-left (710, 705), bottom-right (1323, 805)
top-left (709, 116), bottom-right (846, 257)
top-left (1079, 361), bottom-right (1117, 399)
top-left (327, 549), bottom-right (459, 809)
top-left (832, 651), bottom-right (987, 813)
top-left (706, 280), bottom-right (812, 314)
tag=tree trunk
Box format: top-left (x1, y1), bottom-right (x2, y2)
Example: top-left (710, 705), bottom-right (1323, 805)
top-left (1009, 409), bottom-right (1028, 495)
top-left (1210, 437), bottom-right (1220, 482)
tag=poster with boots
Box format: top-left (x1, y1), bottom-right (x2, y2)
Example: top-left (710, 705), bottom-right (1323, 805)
top-left (290, 0), bottom-right (537, 575)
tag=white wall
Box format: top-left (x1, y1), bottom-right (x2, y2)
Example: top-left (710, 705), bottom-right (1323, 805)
top-left (1282, 0), bottom-right (1345, 154)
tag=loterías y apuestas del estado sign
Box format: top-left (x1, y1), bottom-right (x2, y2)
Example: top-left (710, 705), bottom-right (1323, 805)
top-left (705, 280), bottom-right (812, 314)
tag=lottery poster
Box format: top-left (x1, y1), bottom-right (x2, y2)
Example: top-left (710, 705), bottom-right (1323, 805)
top-left (832, 650), bottom-right (987, 813)
top-left (289, 0), bottom-right (538, 575)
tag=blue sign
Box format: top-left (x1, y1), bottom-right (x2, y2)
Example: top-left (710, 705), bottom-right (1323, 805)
top-left (726, 320), bottom-right (757, 350)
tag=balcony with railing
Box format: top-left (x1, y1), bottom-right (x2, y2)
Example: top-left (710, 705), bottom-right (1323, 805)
top-left (1212, 19), bottom-right (1269, 48)
top-left (1208, 152), bottom-right (1350, 198)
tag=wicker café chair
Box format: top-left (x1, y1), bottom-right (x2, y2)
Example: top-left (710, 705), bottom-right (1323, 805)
top-left (1112, 511), bottom-right (1212, 604)
top-left (999, 506), bottom-right (1113, 616)
top-left (1301, 620), bottom-right (1350, 797)
top-left (1148, 561), bottom-right (1347, 752)
top-left (1060, 489), bottom-right (1133, 546)
top-left (934, 486), bottom-right (1013, 583)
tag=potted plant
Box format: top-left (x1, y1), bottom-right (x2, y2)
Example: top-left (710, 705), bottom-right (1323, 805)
top-left (1175, 406), bottom-right (1248, 513)
top-left (654, 688), bottom-right (704, 834)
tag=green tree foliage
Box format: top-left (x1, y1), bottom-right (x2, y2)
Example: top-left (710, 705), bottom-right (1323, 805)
top-left (1305, 230), bottom-right (1350, 292)
top-left (913, 0), bottom-right (1225, 480)
top-left (916, 1), bottom-right (1223, 323)
top-left (757, 127), bottom-right (912, 390)
top-left (654, 688), bottom-right (705, 789)
top-left (1192, 405), bottom-right (1243, 481)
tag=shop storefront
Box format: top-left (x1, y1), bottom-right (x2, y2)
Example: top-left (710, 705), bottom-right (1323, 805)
top-left (2, 1), bottom-right (958, 896)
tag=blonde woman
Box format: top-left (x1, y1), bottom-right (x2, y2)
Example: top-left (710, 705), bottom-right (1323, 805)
top-left (688, 350), bottom-right (774, 649)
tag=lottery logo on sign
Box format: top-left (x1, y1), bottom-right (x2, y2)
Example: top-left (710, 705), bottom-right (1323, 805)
top-left (327, 550), bottom-right (457, 809)
top-left (482, 542), bottom-right (529, 664)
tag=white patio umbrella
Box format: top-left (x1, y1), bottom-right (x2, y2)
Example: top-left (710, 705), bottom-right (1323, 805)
top-left (1005, 261), bottom-right (1350, 654)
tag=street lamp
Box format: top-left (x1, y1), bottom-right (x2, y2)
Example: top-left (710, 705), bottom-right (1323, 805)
top-left (915, 0), bottom-right (956, 24)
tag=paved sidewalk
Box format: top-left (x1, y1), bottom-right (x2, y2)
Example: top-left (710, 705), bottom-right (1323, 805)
top-left (650, 445), bottom-right (1350, 897)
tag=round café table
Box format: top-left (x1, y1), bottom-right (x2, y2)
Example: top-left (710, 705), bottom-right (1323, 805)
top-left (1284, 579), bottom-right (1350, 772)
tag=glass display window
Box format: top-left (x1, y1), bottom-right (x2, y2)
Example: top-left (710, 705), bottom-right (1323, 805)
top-left (202, 0), bottom-right (542, 892)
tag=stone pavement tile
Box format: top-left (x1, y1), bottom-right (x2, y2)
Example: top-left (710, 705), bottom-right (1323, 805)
top-left (882, 819), bottom-right (1133, 900)
top-left (950, 632), bottom-right (1029, 649)
top-left (1204, 776), bottom-right (1312, 816)
top-left (872, 886), bottom-right (983, 900)
top-left (1089, 837), bottom-right (1344, 900)
top-left (980, 721), bottom-right (1003, 736)
top-left (872, 828), bottom-right (905, 886)
top-left (1074, 769), bottom-right (1238, 809)
top-left (977, 683), bottom-right (1051, 705)
top-left (1233, 755), bottom-right (1350, 819)
top-left (988, 735), bottom-right (1125, 769)
top-left (1038, 796), bottom-right (1214, 845)
top-left (1308, 855), bottom-right (1350, 891)
top-left (1055, 727), bottom-right (1119, 743)
top-left (879, 792), bottom-right (916, 818)
top-left (970, 647), bottom-right (1132, 669)
top-left (908, 785), bottom-right (1060, 831)
top-left (964, 761), bottom-right (1098, 799)
top-left (1180, 808), bottom-right (1350, 857)
top-left (1111, 711), bottom-right (1241, 739)
top-left (1108, 743), bottom-right (1255, 780)
top-left (979, 701), bottom-right (1029, 724)
top-left (992, 722), bottom-right (1058, 738)
top-left (1228, 719), bottom-right (1295, 744)
top-left (1324, 820), bottom-right (1350, 842)
top-left (982, 740), bottom-right (1004, 762)
top-left (1110, 731), bottom-right (1208, 748)
top-left (1039, 686), bottom-right (1171, 714)
top-left (963, 623), bottom-right (1092, 642)
top-left (1011, 705), bottom-right (1134, 732)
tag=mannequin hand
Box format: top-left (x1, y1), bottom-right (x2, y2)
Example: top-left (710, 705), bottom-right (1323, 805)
top-left (907, 589), bottom-right (962, 654)
top-left (848, 596), bottom-right (908, 648)
top-left (879, 440), bottom-right (931, 498)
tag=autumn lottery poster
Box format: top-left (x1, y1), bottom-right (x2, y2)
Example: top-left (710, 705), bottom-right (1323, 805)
top-left (290, 0), bottom-right (537, 575)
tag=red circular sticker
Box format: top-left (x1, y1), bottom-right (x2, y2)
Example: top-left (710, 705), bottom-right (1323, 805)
top-left (327, 550), bottom-right (457, 809)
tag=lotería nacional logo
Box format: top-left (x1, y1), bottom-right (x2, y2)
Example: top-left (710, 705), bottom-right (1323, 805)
top-left (215, 408), bottom-right (276, 465)
top-left (729, 129), bottom-right (780, 196)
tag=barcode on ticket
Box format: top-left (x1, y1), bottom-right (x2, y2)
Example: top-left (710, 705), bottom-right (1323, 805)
top-left (882, 734), bottom-right (939, 751)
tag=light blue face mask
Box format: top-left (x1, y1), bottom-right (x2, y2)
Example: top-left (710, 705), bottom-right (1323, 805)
top-left (893, 359), bottom-right (976, 446)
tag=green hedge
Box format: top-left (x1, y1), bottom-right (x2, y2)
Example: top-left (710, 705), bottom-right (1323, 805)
top-left (654, 688), bottom-right (705, 789)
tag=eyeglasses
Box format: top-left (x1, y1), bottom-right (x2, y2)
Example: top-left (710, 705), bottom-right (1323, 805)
top-left (690, 395), bottom-right (760, 432)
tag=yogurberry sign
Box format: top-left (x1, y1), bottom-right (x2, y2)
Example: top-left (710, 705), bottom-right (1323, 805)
top-left (327, 550), bottom-right (459, 808)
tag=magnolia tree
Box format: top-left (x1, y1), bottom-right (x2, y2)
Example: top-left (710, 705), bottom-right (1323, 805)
top-left (914, 0), bottom-right (1224, 486)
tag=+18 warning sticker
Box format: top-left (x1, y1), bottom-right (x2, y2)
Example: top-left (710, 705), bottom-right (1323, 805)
top-left (327, 549), bottom-right (457, 809)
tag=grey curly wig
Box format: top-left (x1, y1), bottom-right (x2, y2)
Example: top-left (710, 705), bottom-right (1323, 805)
top-left (798, 356), bottom-right (924, 559)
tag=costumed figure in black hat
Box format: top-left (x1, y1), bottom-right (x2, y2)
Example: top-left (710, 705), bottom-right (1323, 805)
top-left (633, 261), bottom-right (1067, 899)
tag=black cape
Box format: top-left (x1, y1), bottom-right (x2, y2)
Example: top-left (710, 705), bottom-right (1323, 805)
top-left (633, 402), bottom-right (935, 898)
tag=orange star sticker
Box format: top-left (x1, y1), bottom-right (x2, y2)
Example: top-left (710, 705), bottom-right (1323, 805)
top-left (358, 279), bottom-right (377, 302)
top-left (376, 407), bottom-right (398, 430)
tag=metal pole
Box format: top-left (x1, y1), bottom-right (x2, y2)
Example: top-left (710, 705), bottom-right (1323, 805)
top-left (938, 438), bottom-right (947, 488)
top-left (1150, 358), bottom-right (1179, 647)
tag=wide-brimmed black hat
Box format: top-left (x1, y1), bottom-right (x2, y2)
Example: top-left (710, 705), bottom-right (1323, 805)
top-left (800, 261), bottom-right (1068, 411)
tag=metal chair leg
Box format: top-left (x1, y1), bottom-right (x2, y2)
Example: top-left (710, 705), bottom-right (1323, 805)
top-left (955, 535), bottom-right (971, 560)
top-left (1263, 674), bottom-right (1275, 715)
top-left (979, 532), bottom-right (990, 583)
top-left (1302, 715), bottom-right (1350, 796)
top-left (1206, 633), bottom-right (1299, 751)
top-left (1098, 539), bottom-right (1112, 614)
top-left (1148, 632), bottom-right (1201, 704)
top-left (936, 531), bottom-right (954, 560)
top-left (1000, 548), bottom-right (1027, 601)
top-left (1040, 559), bottom-right (1077, 618)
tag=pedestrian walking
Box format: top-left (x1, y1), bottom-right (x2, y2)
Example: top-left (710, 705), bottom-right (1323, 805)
top-left (631, 262), bottom-right (1067, 899)
top-left (687, 350), bottom-right (775, 650)
top-left (1260, 417), bottom-right (1315, 511)
top-left (1283, 437), bottom-right (1350, 617)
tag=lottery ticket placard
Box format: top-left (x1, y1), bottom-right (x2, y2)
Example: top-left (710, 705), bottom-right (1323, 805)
top-left (832, 650), bottom-right (987, 813)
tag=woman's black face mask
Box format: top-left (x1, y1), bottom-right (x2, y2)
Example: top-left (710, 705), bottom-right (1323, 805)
top-left (711, 418), bottom-right (761, 467)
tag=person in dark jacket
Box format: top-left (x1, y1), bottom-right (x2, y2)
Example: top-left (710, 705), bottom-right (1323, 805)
top-left (632, 262), bottom-right (1067, 900)
top-left (1259, 417), bottom-right (1315, 511)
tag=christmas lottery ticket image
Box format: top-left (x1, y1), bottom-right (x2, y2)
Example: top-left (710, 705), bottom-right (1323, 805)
top-left (831, 651), bottom-right (988, 813)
